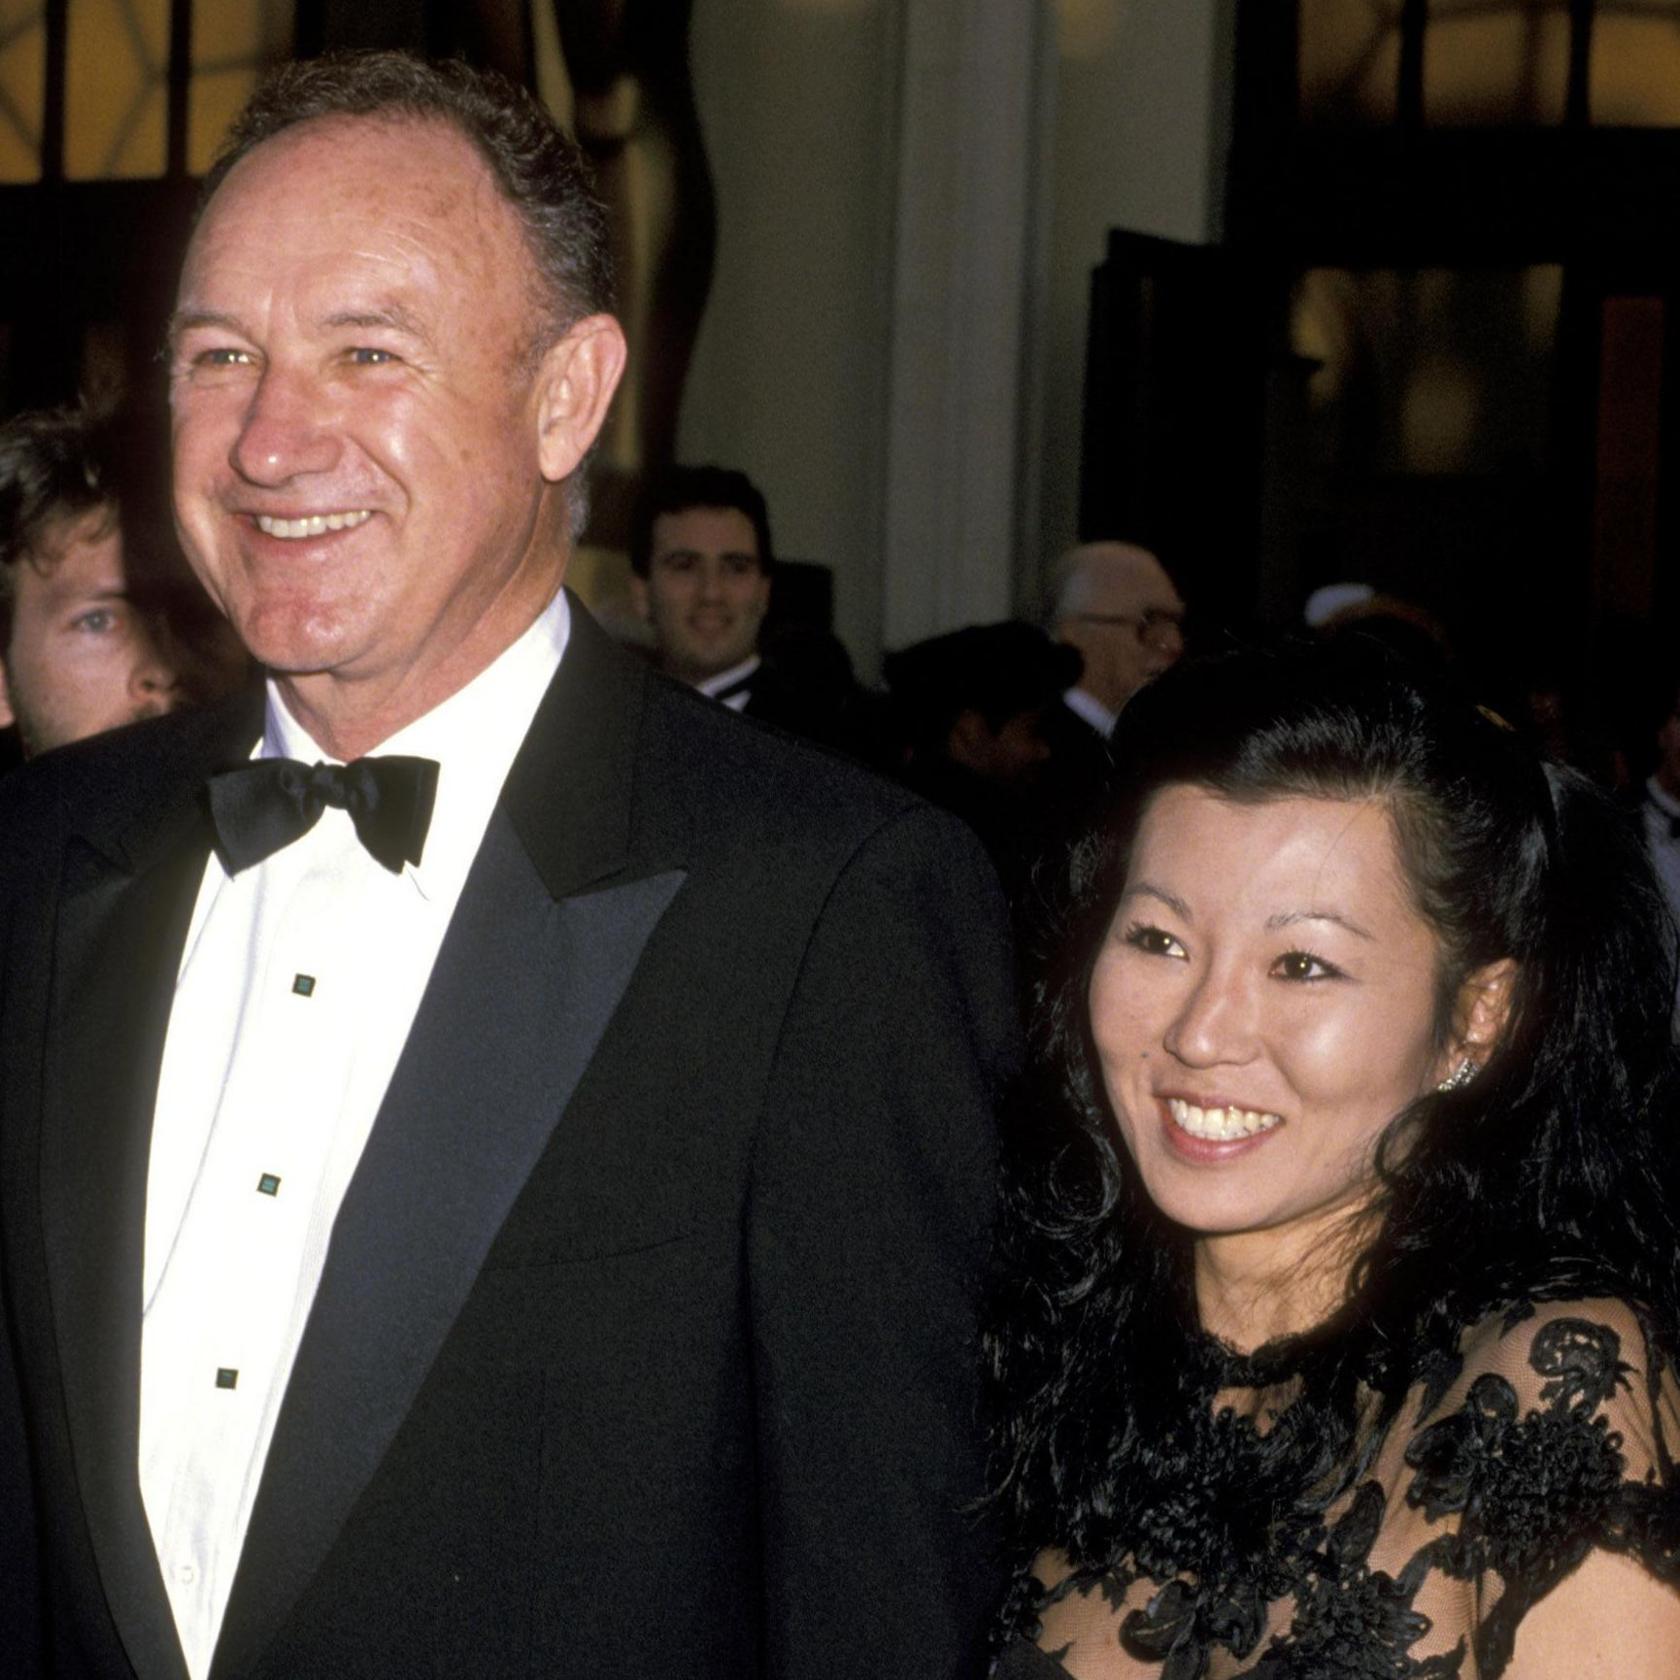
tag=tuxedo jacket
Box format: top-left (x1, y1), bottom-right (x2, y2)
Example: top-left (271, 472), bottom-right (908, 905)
top-left (0, 601), bottom-right (1018, 1679)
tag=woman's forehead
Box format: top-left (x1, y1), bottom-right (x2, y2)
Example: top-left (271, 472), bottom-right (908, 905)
top-left (1125, 787), bottom-right (1419, 927)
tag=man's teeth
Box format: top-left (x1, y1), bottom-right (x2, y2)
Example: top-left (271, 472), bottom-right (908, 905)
top-left (254, 510), bottom-right (372, 539)
top-left (1167, 1097), bottom-right (1283, 1141)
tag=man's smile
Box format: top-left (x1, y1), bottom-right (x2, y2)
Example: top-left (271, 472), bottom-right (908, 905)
top-left (252, 510), bottom-right (375, 539)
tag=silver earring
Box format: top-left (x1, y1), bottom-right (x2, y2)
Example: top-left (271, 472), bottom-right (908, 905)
top-left (1437, 1059), bottom-right (1477, 1093)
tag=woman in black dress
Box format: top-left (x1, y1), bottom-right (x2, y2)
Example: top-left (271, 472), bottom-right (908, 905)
top-left (989, 642), bottom-right (1680, 1677)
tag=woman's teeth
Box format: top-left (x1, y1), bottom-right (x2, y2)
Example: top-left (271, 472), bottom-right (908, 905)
top-left (1167, 1097), bottom-right (1283, 1141)
top-left (254, 510), bottom-right (373, 539)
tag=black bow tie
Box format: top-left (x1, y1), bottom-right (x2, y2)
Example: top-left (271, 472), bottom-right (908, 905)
top-left (207, 756), bottom-right (440, 875)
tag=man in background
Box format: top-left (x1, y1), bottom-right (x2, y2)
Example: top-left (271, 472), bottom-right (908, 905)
top-left (630, 462), bottom-right (773, 705)
top-left (884, 620), bottom-right (1079, 899)
top-left (629, 462), bottom-right (878, 755)
top-left (0, 406), bottom-right (185, 761)
top-left (1048, 539), bottom-right (1185, 743)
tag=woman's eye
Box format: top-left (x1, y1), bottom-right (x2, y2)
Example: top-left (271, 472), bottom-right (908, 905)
top-left (70, 607), bottom-right (119, 634)
top-left (1123, 923), bottom-right (1186, 960)
top-left (1272, 950), bottom-right (1340, 982)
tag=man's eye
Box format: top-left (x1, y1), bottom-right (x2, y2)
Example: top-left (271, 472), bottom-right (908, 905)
top-left (195, 348), bottom-right (253, 368)
top-left (347, 347), bottom-right (395, 365)
top-left (1122, 923), bottom-right (1186, 960)
top-left (1272, 950), bottom-right (1340, 982)
top-left (70, 607), bottom-right (121, 634)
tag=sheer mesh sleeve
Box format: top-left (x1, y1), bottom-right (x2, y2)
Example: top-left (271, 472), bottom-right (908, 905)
top-left (1399, 1297), bottom-right (1680, 1675)
top-left (999, 1298), bottom-right (1680, 1679)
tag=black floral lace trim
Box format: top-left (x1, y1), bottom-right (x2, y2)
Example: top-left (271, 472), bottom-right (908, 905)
top-left (1013, 1310), bottom-right (1680, 1680)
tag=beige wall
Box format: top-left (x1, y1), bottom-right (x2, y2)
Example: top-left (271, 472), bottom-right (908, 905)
top-left (678, 0), bottom-right (1234, 674)
top-left (679, 0), bottom-right (901, 678)
top-left (1029, 0), bottom-right (1234, 589)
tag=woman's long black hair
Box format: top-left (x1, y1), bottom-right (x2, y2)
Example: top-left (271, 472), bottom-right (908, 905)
top-left (985, 636), bottom-right (1680, 1589)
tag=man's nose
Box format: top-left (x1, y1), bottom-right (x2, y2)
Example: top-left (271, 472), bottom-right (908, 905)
top-left (1161, 964), bottom-right (1257, 1068)
top-left (229, 367), bottom-right (342, 485)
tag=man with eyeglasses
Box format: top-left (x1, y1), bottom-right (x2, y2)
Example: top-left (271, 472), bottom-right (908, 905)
top-left (1017, 541), bottom-right (1189, 882)
top-left (1049, 540), bottom-right (1186, 741)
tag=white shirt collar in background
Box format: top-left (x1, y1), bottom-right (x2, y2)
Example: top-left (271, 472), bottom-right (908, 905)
top-left (697, 653), bottom-right (760, 709)
top-left (1062, 684), bottom-right (1117, 741)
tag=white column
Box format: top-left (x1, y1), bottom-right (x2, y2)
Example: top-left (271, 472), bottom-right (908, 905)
top-left (880, 0), bottom-right (1046, 651)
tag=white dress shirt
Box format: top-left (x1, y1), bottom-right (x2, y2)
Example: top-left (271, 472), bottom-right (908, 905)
top-left (697, 653), bottom-right (760, 711)
top-left (139, 592), bottom-right (569, 1680)
top-left (1061, 684), bottom-right (1118, 740)
top-left (1644, 777), bottom-right (1680, 926)
top-left (1644, 779), bottom-right (1680, 1025)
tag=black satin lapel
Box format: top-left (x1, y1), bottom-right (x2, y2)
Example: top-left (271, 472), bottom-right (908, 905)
top-left (42, 838), bottom-right (209, 1680)
top-left (211, 812), bottom-right (685, 1679)
top-left (501, 595), bottom-right (650, 900)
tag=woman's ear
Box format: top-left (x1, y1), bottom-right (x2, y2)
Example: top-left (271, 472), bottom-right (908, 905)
top-left (1446, 957), bottom-right (1519, 1073)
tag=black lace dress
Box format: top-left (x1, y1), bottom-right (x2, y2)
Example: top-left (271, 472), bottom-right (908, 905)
top-left (997, 1296), bottom-right (1680, 1678)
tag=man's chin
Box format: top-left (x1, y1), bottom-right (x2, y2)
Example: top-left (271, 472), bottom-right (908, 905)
top-left (679, 641), bottom-right (751, 677)
top-left (238, 621), bottom-right (357, 681)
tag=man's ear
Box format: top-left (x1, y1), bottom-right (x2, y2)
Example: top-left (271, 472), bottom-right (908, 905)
top-left (1444, 957), bottom-right (1519, 1074)
top-left (0, 655), bottom-right (14, 731)
top-left (534, 313), bottom-right (629, 484)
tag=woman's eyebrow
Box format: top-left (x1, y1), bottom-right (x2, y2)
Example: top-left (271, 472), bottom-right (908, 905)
top-left (1125, 882), bottom-right (1191, 921)
top-left (1265, 907), bottom-right (1374, 941)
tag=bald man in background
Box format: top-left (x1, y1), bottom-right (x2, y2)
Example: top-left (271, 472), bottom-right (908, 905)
top-left (1027, 542), bottom-right (1187, 873)
top-left (1050, 540), bottom-right (1185, 741)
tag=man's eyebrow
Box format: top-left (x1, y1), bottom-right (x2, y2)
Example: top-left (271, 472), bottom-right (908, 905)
top-left (1266, 908), bottom-right (1374, 941)
top-left (1124, 882), bottom-right (1191, 921)
top-left (47, 582), bottom-right (128, 607)
top-left (323, 304), bottom-right (432, 342)
top-left (167, 308), bottom-right (247, 344)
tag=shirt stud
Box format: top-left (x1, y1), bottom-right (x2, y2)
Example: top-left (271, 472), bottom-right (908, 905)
top-left (257, 1173), bottom-right (281, 1196)
top-left (292, 974), bottom-right (316, 997)
top-left (215, 1368), bottom-right (239, 1390)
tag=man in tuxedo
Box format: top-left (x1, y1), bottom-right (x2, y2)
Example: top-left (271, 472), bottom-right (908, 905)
top-left (629, 463), bottom-right (881, 759)
top-left (630, 463), bottom-right (775, 707)
top-left (0, 52), bottom-right (1015, 1680)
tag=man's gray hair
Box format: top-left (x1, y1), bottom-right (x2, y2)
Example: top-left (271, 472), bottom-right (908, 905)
top-left (1048, 540), bottom-right (1169, 625)
top-left (201, 51), bottom-right (614, 338)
